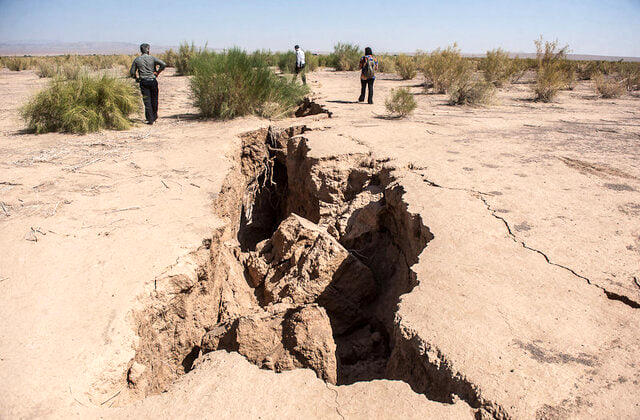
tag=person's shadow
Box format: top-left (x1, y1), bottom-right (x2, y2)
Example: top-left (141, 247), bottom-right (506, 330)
top-left (326, 100), bottom-right (359, 104)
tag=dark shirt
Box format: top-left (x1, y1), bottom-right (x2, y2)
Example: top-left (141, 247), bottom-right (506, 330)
top-left (130, 54), bottom-right (166, 80)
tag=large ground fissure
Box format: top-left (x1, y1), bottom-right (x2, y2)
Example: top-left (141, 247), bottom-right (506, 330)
top-left (126, 125), bottom-right (500, 418)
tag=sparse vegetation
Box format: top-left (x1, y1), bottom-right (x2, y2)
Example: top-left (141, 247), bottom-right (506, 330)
top-left (594, 74), bottom-right (625, 98)
top-left (3, 56), bottom-right (33, 71)
top-left (305, 52), bottom-right (319, 72)
top-left (377, 55), bottom-right (396, 73)
top-left (508, 57), bottom-right (531, 83)
top-left (36, 61), bottom-right (58, 78)
top-left (420, 44), bottom-right (473, 93)
top-left (330, 43), bottom-right (362, 71)
top-left (620, 62), bottom-right (640, 91)
top-left (21, 75), bottom-right (140, 134)
top-left (448, 79), bottom-right (495, 105)
top-left (479, 48), bottom-right (513, 87)
top-left (277, 51), bottom-right (297, 74)
top-left (160, 48), bottom-right (178, 68)
top-left (532, 37), bottom-right (570, 102)
top-left (175, 42), bottom-right (198, 76)
top-left (189, 48), bottom-right (308, 120)
top-left (395, 54), bottom-right (416, 80)
top-left (385, 87), bottom-right (417, 117)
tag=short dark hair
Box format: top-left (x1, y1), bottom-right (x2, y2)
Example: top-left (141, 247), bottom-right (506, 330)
top-left (365, 47), bottom-right (373, 55)
top-left (294, 45), bottom-right (300, 49)
top-left (140, 43), bottom-right (150, 54)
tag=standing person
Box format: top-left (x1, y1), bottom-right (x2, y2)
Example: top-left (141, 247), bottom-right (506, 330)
top-left (130, 43), bottom-right (166, 125)
top-left (294, 45), bottom-right (306, 85)
top-left (358, 47), bottom-right (378, 104)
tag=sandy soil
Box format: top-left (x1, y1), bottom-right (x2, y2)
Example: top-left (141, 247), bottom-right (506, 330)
top-left (0, 67), bottom-right (638, 419)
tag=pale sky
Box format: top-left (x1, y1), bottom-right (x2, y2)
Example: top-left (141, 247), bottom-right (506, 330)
top-left (1, 0), bottom-right (639, 56)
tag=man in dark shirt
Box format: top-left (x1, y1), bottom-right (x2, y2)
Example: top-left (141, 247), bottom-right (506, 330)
top-left (130, 43), bottom-right (166, 124)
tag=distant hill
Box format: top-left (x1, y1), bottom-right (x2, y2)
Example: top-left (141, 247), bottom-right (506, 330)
top-left (462, 52), bottom-right (640, 62)
top-left (0, 41), bottom-right (176, 56)
top-left (1, 41), bottom-right (639, 62)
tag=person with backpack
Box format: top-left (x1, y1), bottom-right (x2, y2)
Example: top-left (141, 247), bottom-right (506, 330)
top-left (294, 45), bottom-right (306, 85)
top-left (358, 47), bottom-right (378, 104)
top-left (130, 43), bottom-right (166, 125)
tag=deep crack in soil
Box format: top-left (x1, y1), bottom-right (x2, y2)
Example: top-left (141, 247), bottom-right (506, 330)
top-left (126, 125), bottom-right (502, 418)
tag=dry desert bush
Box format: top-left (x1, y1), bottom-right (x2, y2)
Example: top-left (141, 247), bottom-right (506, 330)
top-left (448, 78), bottom-right (496, 105)
top-left (479, 48), bottom-right (514, 87)
top-left (21, 75), bottom-right (140, 134)
top-left (395, 54), bottom-right (416, 79)
top-left (594, 74), bottom-right (625, 98)
top-left (2, 56), bottom-right (34, 71)
top-left (385, 87), bottom-right (417, 117)
top-left (532, 37), bottom-right (570, 102)
top-left (330, 43), bottom-right (362, 71)
top-left (620, 62), bottom-right (640, 91)
top-left (377, 55), bottom-right (397, 73)
top-left (189, 48), bottom-right (308, 120)
top-left (420, 44), bottom-right (473, 94)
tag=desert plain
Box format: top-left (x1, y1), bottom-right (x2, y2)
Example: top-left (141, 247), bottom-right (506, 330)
top-left (0, 66), bottom-right (639, 419)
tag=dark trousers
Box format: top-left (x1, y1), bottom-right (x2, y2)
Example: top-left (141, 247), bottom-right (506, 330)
top-left (139, 79), bottom-right (159, 122)
top-left (359, 78), bottom-right (374, 104)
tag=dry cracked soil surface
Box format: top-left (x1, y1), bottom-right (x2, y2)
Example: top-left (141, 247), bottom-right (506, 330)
top-left (1, 67), bottom-right (639, 419)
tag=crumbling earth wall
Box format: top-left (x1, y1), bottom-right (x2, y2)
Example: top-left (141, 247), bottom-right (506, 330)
top-left (127, 125), bottom-right (440, 403)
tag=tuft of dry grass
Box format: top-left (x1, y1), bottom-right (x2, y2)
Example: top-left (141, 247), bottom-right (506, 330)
top-left (385, 87), bottom-right (417, 117)
top-left (532, 37), bottom-right (570, 102)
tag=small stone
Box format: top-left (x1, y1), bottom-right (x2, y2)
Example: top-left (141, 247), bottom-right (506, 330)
top-left (128, 362), bottom-right (146, 385)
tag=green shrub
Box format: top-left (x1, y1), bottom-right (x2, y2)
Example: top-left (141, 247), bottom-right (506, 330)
top-left (317, 54), bottom-right (332, 68)
top-left (448, 79), bottom-right (495, 105)
top-left (395, 54), bottom-right (416, 79)
top-left (421, 44), bottom-right (473, 93)
top-left (331, 43), bottom-right (362, 71)
top-left (305, 52), bottom-right (319, 72)
top-left (594, 74), bottom-right (625, 98)
top-left (479, 48), bottom-right (513, 87)
top-left (385, 87), bottom-right (417, 117)
top-left (189, 48), bottom-right (308, 120)
top-left (532, 37), bottom-right (570, 102)
top-left (21, 75), bottom-right (140, 134)
top-left (176, 42), bottom-right (198, 76)
top-left (277, 51), bottom-right (296, 73)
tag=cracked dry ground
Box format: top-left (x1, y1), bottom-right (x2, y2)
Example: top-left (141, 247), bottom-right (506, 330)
top-left (1, 69), bottom-right (640, 419)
